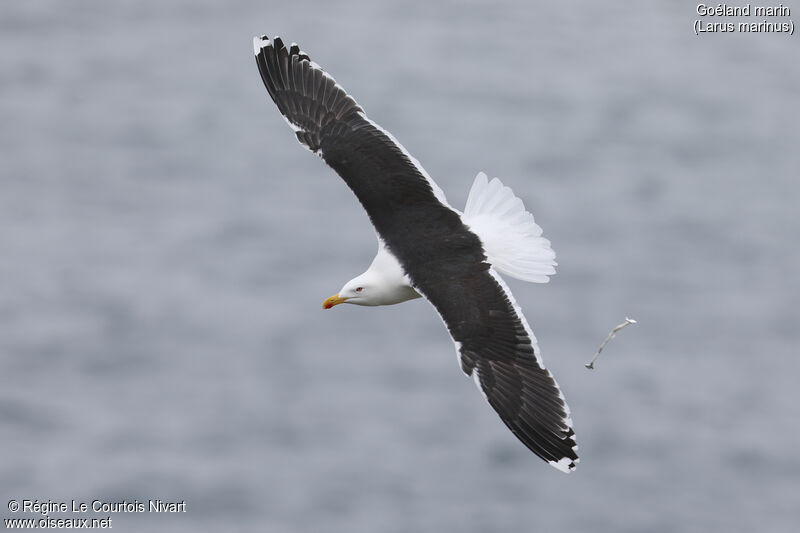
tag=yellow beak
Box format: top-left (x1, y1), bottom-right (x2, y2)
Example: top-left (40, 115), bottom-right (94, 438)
top-left (322, 294), bottom-right (349, 309)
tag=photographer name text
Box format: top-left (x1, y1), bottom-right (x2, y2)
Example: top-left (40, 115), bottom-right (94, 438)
top-left (10, 499), bottom-right (186, 515)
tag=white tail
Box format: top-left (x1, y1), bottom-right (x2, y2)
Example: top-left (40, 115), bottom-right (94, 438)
top-left (462, 172), bottom-right (556, 283)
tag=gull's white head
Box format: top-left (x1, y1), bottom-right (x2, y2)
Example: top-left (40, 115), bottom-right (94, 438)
top-left (322, 244), bottom-right (423, 309)
top-left (322, 273), bottom-right (380, 308)
top-left (321, 269), bottom-right (421, 309)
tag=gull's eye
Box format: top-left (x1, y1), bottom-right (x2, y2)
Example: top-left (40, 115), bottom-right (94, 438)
top-left (355, 287), bottom-right (363, 293)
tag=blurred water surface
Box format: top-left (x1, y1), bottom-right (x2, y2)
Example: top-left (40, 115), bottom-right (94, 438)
top-left (2, 1), bottom-right (798, 532)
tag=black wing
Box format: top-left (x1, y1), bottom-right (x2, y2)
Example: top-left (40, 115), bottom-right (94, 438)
top-left (254, 35), bottom-right (578, 471)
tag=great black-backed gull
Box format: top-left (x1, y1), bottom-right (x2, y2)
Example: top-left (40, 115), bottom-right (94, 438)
top-left (253, 35), bottom-right (578, 472)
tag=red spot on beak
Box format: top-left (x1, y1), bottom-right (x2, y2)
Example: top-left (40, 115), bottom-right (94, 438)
top-left (322, 294), bottom-right (348, 309)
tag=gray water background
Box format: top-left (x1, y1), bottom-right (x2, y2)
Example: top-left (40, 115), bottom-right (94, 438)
top-left (2, 1), bottom-right (798, 531)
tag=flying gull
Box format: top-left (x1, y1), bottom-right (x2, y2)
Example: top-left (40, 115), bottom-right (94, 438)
top-left (253, 35), bottom-right (578, 472)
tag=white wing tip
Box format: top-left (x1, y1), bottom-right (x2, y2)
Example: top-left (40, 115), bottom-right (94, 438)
top-left (253, 35), bottom-right (269, 55)
top-left (550, 455), bottom-right (580, 473)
